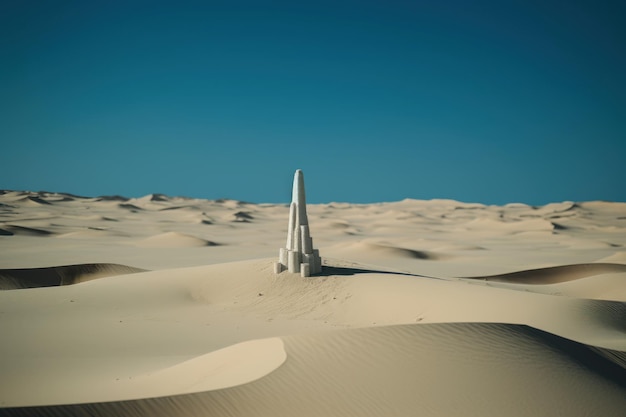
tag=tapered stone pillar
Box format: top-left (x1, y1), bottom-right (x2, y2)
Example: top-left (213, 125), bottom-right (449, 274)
top-left (275, 169), bottom-right (322, 277)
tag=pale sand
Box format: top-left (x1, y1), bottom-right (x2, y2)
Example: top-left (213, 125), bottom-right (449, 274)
top-left (0, 190), bottom-right (625, 415)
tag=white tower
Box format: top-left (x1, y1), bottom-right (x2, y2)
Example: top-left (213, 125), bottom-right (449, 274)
top-left (275, 169), bottom-right (322, 277)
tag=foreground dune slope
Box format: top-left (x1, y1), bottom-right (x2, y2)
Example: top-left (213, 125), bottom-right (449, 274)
top-left (1, 259), bottom-right (626, 416)
top-left (2, 323), bottom-right (625, 417)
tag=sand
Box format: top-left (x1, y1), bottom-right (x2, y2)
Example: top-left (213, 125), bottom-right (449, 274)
top-left (0, 190), bottom-right (625, 416)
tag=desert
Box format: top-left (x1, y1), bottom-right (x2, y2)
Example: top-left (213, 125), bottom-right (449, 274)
top-left (1, 179), bottom-right (625, 416)
top-left (4, 1), bottom-right (625, 415)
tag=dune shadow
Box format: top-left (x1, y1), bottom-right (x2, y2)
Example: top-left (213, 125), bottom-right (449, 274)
top-left (462, 263), bottom-right (626, 285)
top-left (319, 265), bottom-right (425, 278)
top-left (2, 225), bottom-right (54, 236)
top-left (0, 263), bottom-right (147, 290)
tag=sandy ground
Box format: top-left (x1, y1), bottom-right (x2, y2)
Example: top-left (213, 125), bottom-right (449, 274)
top-left (1, 190), bottom-right (625, 416)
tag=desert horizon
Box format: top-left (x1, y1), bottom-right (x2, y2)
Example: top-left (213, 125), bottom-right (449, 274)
top-left (1, 184), bottom-right (625, 416)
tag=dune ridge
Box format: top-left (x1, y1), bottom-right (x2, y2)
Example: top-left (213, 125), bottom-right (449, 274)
top-left (136, 232), bottom-right (219, 248)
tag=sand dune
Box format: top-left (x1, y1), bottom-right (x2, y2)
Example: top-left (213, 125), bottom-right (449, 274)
top-left (334, 241), bottom-right (444, 260)
top-left (95, 195), bottom-right (130, 202)
top-left (231, 210), bottom-right (254, 222)
top-left (119, 203), bottom-right (144, 211)
top-left (0, 191), bottom-right (625, 415)
top-left (57, 229), bottom-right (128, 239)
top-left (462, 217), bottom-right (555, 233)
top-left (137, 231), bottom-right (218, 248)
top-left (600, 251), bottom-right (626, 263)
top-left (17, 195), bottom-right (53, 206)
top-left (1, 324), bottom-right (624, 416)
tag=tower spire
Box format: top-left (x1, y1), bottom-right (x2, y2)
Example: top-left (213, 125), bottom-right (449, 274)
top-left (275, 170), bottom-right (321, 277)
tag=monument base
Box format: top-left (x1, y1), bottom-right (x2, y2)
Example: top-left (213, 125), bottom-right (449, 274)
top-left (276, 248), bottom-right (322, 277)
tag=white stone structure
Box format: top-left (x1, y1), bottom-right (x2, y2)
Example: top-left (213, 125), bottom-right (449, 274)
top-left (275, 169), bottom-right (322, 277)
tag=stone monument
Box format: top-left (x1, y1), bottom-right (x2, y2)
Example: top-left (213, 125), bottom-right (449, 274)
top-left (275, 169), bottom-right (322, 277)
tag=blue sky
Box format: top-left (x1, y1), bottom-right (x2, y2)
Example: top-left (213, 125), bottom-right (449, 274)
top-left (2, 0), bottom-right (624, 205)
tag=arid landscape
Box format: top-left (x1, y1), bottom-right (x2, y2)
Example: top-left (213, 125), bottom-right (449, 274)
top-left (1, 189), bottom-right (625, 416)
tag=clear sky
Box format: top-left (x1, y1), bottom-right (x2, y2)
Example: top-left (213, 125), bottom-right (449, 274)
top-left (2, 0), bottom-right (625, 205)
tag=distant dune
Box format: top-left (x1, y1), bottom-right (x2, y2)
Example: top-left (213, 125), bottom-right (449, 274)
top-left (136, 231), bottom-right (219, 248)
top-left (1, 191), bottom-right (625, 416)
